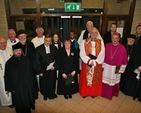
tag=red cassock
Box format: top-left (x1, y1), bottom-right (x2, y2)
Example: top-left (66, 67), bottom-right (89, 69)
top-left (79, 62), bottom-right (102, 97)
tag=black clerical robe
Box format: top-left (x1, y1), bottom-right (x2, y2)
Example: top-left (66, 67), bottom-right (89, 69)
top-left (57, 47), bottom-right (79, 95)
top-left (120, 36), bottom-right (141, 102)
top-left (4, 55), bottom-right (35, 113)
top-left (18, 41), bottom-right (39, 99)
top-left (35, 44), bottom-right (58, 99)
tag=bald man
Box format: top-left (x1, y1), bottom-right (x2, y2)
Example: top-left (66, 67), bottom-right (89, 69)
top-left (0, 37), bottom-right (13, 106)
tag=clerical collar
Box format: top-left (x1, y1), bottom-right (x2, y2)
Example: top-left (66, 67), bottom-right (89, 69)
top-left (71, 39), bottom-right (74, 42)
top-left (11, 40), bottom-right (16, 43)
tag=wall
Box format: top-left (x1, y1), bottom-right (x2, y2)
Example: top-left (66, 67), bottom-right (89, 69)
top-left (107, 0), bottom-right (130, 14)
top-left (0, 0), bottom-right (8, 38)
top-left (131, 0), bottom-right (141, 34)
top-left (0, 0), bottom-right (141, 38)
top-left (9, 0), bottom-right (103, 14)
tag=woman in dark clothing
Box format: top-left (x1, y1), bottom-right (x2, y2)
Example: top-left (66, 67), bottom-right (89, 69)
top-left (57, 38), bottom-right (79, 99)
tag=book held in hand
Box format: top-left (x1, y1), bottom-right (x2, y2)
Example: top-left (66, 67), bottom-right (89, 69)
top-left (65, 74), bottom-right (74, 85)
top-left (46, 62), bottom-right (54, 70)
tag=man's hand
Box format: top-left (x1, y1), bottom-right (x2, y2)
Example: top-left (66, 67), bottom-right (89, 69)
top-left (39, 73), bottom-right (43, 76)
top-left (62, 73), bottom-right (67, 79)
top-left (71, 71), bottom-right (76, 76)
top-left (50, 66), bottom-right (55, 70)
top-left (138, 66), bottom-right (141, 72)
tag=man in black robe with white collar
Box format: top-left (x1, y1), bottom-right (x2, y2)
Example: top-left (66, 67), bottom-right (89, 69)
top-left (35, 34), bottom-right (58, 100)
top-left (4, 43), bottom-right (35, 113)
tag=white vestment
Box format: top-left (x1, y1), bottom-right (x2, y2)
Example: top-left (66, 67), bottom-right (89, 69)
top-left (0, 47), bottom-right (13, 106)
top-left (31, 35), bottom-right (45, 48)
top-left (102, 63), bottom-right (126, 86)
top-left (7, 38), bottom-right (19, 49)
top-left (78, 29), bottom-right (103, 46)
top-left (80, 39), bottom-right (105, 68)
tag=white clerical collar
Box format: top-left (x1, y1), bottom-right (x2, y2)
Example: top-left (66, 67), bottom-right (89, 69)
top-left (71, 39), bottom-right (74, 42)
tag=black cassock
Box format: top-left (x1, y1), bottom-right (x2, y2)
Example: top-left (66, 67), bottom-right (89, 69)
top-left (4, 55), bottom-right (35, 113)
top-left (120, 36), bottom-right (141, 102)
top-left (35, 44), bottom-right (58, 99)
top-left (18, 41), bottom-right (39, 99)
top-left (57, 47), bottom-right (79, 95)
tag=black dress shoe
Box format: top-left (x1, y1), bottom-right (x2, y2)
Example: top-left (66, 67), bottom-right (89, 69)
top-left (54, 94), bottom-right (58, 98)
top-left (69, 95), bottom-right (72, 98)
top-left (82, 96), bottom-right (86, 98)
top-left (64, 95), bottom-right (68, 99)
top-left (91, 96), bottom-right (95, 98)
top-left (8, 104), bottom-right (14, 108)
top-left (43, 96), bottom-right (47, 100)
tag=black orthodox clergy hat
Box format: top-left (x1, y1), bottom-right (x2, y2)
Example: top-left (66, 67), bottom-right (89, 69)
top-left (12, 43), bottom-right (22, 50)
top-left (17, 29), bottom-right (27, 36)
top-left (128, 34), bottom-right (136, 40)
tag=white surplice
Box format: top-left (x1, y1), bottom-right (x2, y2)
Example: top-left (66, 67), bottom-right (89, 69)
top-left (80, 39), bottom-right (105, 71)
top-left (78, 29), bottom-right (103, 46)
top-left (7, 38), bottom-right (19, 49)
top-left (0, 47), bottom-right (13, 106)
top-left (102, 63), bottom-right (126, 86)
top-left (31, 35), bottom-right (45, 48)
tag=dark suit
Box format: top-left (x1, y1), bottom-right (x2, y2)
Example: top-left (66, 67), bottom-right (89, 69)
top-left (35, 44), bottom-right (58, 99)
top-left (103, 31), bottom-right (112, 44)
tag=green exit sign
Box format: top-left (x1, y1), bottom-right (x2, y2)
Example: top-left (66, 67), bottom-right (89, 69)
top-left (65, 3), bottom-right (81, 12)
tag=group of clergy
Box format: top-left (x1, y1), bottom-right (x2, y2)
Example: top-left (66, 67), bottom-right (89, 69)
top-left (1, 21), bottom-right (141, 113)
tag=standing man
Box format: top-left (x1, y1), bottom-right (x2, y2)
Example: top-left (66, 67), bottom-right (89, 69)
top-left (31, 27), bottom-right (45, 48)
top-left (79, 27), bottom-right (105, 98)
top-left (69, 30), bottom-right (79, 49)
top-left (120, 25), bottom-right (141, 101)
top-left (0, 37), bottom-right (12, 106)
top-left (35, 34), bottom-right (58, 100)
top-left (4, 43), bottom-right (35, 113)
top-left (31, 27), bottom-right (45, 88)
top-left (7, 29), bottom-right (19, 49)
top-left (120, 34), bottom-right (136, 93)
top-left (17, 29), bottom-right (38, 99)
top-left (78, 21), bottom-right (102, 45)
top-left (102, 32), bottom-right (127, 100)
top-left (103, 23), bottom-right (117, 44)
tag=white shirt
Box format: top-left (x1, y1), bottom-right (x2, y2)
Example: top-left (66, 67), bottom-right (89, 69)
top-left (44, 45), bottom-right (50, 54)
